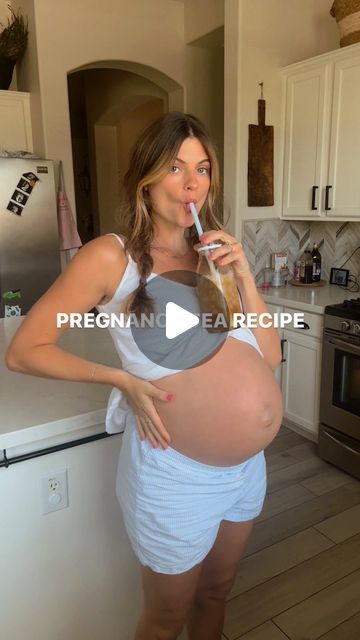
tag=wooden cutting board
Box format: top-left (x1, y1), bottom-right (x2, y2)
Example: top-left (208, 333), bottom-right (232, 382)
top-left (248, 98), bottom-right (274, 206)
top-left (289, 279), bottom-right (326, 287)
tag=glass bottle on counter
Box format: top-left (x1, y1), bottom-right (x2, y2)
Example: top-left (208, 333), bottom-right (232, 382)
top-left (312, 243), bottom-right (322, 282)
top-left (294, 258), bottom-right (301, 282)
top-left (263, 256), bottom-right (273, 286)
top-left (304, 249), bottom-right (313, 284)
top-left (299, 249), bottom-right (307, 283)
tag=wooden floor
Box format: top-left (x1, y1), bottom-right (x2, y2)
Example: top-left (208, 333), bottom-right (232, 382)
top-left (221, 425), bottom-right (360, 640)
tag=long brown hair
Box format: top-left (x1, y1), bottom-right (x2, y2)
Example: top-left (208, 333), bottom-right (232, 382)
top-left (117, 111), bottom-right (224, 317)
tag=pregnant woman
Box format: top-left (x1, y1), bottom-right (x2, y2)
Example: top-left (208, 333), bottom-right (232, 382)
top-left (6, 112), bottom-right (283, 640)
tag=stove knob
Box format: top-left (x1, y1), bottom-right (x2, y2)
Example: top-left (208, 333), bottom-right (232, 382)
top-left (353, 323), bottom-right (360, 335)
top-left (340, 320), bottom-right (351, 331)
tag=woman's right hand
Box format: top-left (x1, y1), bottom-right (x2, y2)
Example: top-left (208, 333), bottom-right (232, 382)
top-left (121, 373), bottom-right (174, 449)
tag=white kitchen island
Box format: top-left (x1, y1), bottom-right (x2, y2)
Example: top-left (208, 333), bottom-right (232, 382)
top-left (1, 317), bottom-right (122, 452)
top-left (0, 317), bottom-right (142, 640)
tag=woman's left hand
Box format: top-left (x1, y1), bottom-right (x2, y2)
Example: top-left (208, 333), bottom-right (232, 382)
top-left (195, 231), bottom-right (253, 281)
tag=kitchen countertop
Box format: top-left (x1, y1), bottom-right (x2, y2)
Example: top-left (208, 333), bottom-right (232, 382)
top-left (0, 317), bottom-right (121, 452)
top-left (260, 282), bottom-right (358, 313)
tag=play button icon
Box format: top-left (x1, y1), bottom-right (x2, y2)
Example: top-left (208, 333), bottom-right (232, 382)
top-left (129, 270), bottom-right (230, 371)
top-left (165, 302), bottom-right (199, 339)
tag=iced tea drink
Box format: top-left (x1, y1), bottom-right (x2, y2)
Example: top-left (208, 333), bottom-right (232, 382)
top-left (197, 243), bottom-right (243, 332)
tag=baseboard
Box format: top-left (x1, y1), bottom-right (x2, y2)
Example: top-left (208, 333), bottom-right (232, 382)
top-left (282, 418), bottom-right (318, 443)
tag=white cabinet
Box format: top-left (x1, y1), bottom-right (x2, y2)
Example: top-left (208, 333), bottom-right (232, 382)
top-left (0, 90), bottom-right (33, 152)
top-left (264, 300), bottom-right (324, 439)
top-left (282, 63), bottom-right (331, 218)
top-left (281, 329), bottom-right (322, 437)
top-left (327, 54), bottom-right (360, 218)
top-left (281, 44), bottom-right (360, 221)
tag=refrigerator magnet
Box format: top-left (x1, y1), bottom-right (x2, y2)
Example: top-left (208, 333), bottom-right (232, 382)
top-left (5, 305), bottom-right (21, 317)
top-left (6, 201), bottom-right (24, 215)
top-left (16, 178), bottom-right (34, 194)
top-left (2, 290), bottom-right (21, 300)
top-left (6, 172), bottom-right (40, 215)
top-left (11, 189), bottom-right (29, 206)
top-left (23, 172), bottom-right (39, 186)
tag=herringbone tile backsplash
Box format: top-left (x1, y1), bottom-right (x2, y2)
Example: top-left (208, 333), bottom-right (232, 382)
top-left (242, 219), bottom-right (360, 284)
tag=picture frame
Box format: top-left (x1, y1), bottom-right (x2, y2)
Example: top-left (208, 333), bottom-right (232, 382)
top-left (329, 268), bottom-right (350, 287)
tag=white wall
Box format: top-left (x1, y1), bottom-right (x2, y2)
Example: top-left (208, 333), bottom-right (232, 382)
top-left (0, 435), bottom-right (143, 640)
top-left (0, 0), bottom-right (10, 25)
top-left (224, 0), bottom-right (242, 236)
top-left (0, 0), bottom-right (8, 16)
top-left (185, 35), bottom-right (224, 185)
top-left (224, 0), bottom-right (339, 236)
top-left (184, 0), bottom-right (224, 43)
top-left (184, 1), bottom-right (225, 192)
top-left (11, 0), bottom-right (46, 157)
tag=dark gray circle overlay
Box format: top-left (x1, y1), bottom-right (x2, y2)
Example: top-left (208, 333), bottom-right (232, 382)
top-left (129, 270), bottom-right (230, 371)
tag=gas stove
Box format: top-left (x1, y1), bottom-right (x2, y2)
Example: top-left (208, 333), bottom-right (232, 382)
top-left (325, 297), bottom-right (360, 337)
top-left (325, 297), bottom-right (360, 320)
top-left (320, 297), bottom-right (360, 480)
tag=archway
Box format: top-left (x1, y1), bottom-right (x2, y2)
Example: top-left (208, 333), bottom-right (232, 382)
top-left (67, 61), bottom-right (184, 241)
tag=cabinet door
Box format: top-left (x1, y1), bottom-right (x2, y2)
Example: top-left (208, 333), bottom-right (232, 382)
top-left (281, 329), bottom-right (322, 437)
top-left (326, 54), bottom-right (360, 218)
top-left (282, 64), bottom-right (331, 218)
top-left (0, 90), bottom-right (33, 152)
top-left (265, 302), bottom-right (283, 386)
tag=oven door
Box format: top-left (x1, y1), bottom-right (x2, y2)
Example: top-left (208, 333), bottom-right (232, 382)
top-left (320, 331), bottom-right (360, 439)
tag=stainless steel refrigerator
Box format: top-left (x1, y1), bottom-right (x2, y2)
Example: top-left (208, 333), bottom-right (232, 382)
top-left (0, 158), bottom-right (62, 318)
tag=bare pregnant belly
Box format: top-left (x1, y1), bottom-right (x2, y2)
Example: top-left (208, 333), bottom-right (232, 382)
top-left (152, 337), bottom-right (283, 466)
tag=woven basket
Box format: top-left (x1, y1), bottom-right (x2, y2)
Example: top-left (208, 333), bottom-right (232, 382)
top-left (330, 0), bottom-right (360, 46)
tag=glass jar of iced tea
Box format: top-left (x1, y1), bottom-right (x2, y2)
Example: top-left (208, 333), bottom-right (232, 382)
top-left (196, 243), bottom-right (243, 332)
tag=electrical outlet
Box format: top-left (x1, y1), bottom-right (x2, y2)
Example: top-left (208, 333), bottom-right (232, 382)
top-left (40, 469), bottom-right (69, 514)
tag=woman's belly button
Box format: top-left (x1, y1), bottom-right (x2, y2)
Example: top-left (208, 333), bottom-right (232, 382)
top-left (259, 403), bottom-right (280, 428)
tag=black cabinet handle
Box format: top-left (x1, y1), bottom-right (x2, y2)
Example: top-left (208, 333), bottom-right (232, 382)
top-left (281, 338), bottom-right (287, 363)
top-left (325, 185), bottom-right (332, 211)
top-left (299, 322), bottom-right (310, 330)
top-left (311, 185), bottom-right (318, 210)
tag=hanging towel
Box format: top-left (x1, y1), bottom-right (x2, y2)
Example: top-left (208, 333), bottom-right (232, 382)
top-left (57, 161), bottom-right (83, 250)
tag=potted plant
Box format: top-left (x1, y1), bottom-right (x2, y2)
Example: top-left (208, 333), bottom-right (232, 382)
top-left (0, 4), bottom-right (28, 90)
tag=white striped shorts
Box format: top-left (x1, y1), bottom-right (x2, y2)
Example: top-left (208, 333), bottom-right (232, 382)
top-left (116, 420), bottom-right (267, 574)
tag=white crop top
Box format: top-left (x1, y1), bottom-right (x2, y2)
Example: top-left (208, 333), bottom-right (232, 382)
top-left (97, 233), bottom-right (263, 434)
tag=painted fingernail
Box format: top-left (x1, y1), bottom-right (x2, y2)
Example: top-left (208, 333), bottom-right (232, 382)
top-left (167, 393), bottom-right (175, 401)
top-left (152, 442), bottom-right (158, 449)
